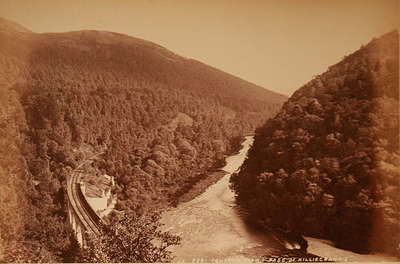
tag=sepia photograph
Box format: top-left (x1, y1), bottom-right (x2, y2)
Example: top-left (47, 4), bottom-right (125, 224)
top-left (0, 0), bottom-right (398, 263)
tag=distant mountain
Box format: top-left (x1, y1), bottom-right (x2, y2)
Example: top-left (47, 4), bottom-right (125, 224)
top-left (231, 31), bottom-right (399, 255)
top-left (0, 18), bottom-right (286, 261)
top-left (0, 17), bottom-right (31, 33)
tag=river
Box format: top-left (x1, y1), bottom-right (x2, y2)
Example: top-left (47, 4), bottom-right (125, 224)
top-left (161, 136), bottom-right (397, 262)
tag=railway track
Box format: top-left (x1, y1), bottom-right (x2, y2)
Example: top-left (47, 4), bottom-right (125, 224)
top-left (69, 172), bottom-right (102, 235)
top-left (67, 153), bottom-right (105, 240)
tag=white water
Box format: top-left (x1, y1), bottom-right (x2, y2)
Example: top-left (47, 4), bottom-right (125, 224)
top-left (162, 136), bottom-right (397, 262)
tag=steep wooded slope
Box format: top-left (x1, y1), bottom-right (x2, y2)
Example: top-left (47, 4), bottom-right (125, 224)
top-left (231, 31), bottom-right (399, 255)
top-left (0, 18), bottom-right (286, 261)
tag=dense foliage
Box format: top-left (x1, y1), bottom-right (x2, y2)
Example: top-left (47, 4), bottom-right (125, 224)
top-left (0, 18), bottom-right (285, 261)
top-left (231, 31), bottom-right (399, 255)
top-left (82, 212), bottom-right (180, 262)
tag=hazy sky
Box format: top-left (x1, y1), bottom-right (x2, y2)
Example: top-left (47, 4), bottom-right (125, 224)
top-left (0, 0), bottom-right (398, 95)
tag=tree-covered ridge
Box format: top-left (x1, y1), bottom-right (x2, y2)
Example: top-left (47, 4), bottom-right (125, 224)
top-left (0, 18), bottom-right (286, 262)
top-left (231, 30), bottom-right (399, 255)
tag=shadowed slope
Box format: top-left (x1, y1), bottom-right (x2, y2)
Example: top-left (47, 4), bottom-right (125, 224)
top-left (0, 18), bottom-right (286, 262)
top-left (231, 30), bottom-right (399, 256)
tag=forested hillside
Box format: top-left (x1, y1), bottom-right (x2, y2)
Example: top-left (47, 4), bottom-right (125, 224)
top-left (0, 17), bottom-right (286, 262)
top-left (231, 31), bottom-right (399, 255)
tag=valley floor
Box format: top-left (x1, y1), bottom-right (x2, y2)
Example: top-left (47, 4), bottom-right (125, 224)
top-left (162, 136), bottom-right (398, 262)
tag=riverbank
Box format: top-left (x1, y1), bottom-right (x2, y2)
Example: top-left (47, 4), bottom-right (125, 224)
top-left (162, 135), bottom-right (399, 262)
top-left (170, 136), bottom-right (246, 206)
top-left (162, 136), bottom-right (283, 262)
top-left (306, 237), bottom-right (398, 262)
top-left (172, 170), bottom-right (228, 205)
